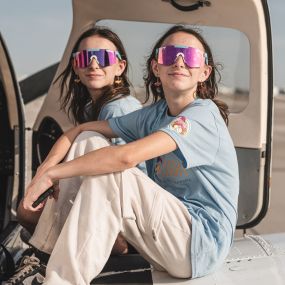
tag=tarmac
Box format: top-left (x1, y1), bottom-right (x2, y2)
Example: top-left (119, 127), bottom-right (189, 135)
top-left (25, 94), bottom-right (285, 236)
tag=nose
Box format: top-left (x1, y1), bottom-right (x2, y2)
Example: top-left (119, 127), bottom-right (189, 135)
top-left (88, 57), bottom-right (100, 69)
top-left (174, 55), bottom-right (186, 68)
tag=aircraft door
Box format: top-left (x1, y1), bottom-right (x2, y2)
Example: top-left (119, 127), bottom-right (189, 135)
top-left (0, 33), bottom-right (25, 232)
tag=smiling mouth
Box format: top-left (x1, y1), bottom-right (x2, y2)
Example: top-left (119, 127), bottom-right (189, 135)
top-left (168, 73), bottom-right (189, 77)
top-left (86, 74), bottom-right (104, 78)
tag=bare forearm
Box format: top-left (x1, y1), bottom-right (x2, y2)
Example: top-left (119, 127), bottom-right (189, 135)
top-left (46, 131), bottom-right (177, 182)
top-left (47, 144), bottom-right (132, 181)
top-left (43, 120), bottom-right (116, 165)
top-left (80, 121), bottom-right (116, 138)
top-left (23, 131), bottom-right (177, 211)
top-left (43, 125), bottom-right (82, 165)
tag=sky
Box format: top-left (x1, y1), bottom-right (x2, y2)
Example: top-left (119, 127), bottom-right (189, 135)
top-left (0, 1), bottom-right (72, 80)
top-left (0, 0), bottom-right (284, 89)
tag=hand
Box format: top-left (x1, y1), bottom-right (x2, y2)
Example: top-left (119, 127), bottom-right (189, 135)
top-left (32, 159), bottom-right (58, 184)
top-left (50, 180), bottom-right (60, 200)
top-left (23, 172), bottom-right (54, 212)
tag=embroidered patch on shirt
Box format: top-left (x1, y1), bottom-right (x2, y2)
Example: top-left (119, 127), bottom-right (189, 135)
top-left (168, 116), bottom-right (190, 136)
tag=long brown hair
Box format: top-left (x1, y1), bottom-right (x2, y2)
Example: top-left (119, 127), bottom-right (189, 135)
top-left (55, 26), bottom-right (130, 124)
top-left (144, 25), bottom-right (229, 125)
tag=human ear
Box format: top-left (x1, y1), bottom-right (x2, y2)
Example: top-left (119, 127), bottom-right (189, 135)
top-left (151, 59), bottom-right (159, 76)
top-left (199, 65), bottom-right (212, 82)
top-left (115, 59), bottom-right (127, 76)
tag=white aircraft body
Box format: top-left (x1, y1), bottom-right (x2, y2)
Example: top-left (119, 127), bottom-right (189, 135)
top-left (1, 0), bottom-right (285, 284)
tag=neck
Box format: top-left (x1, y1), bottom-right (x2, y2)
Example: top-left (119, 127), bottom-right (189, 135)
top-left (164, 90), bottom-right (196, 116)
top-left (88, 88), bottom-right (103, 102)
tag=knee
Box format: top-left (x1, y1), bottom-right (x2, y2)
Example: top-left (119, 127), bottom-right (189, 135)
top-left (66, 131), bottom-right (111, 160)
top-left (17, 199), bottom-right (42, 234)
top-left (74, 131), bottom-right (110, 145)
top-left (74, 131), bottom-right (111, 151)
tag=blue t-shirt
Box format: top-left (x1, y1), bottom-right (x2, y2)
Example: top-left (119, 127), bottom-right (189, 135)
top-left (108, 98), bottom-right (239, 278)
top-left (85, 95), bottom-right (146, 173)
top-left (98, 96), bottom-right (142, 145)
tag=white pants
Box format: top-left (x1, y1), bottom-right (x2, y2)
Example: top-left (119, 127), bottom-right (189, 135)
top-left (29, 131), bottom-right (192, 285)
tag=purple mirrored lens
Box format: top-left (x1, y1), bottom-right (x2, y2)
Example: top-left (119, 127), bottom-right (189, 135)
top-left (157, 45), bottom-right (206, 68)
top-left (73, 49), bottom-right (119, 68)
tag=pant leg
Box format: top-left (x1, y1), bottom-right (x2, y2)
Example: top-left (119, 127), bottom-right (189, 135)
top-left (44, 169), bottom-right (192, 284)
top-left (29, 131), bottom-right (111, 253)
top-left (119, 167), bottom-right (192, 278)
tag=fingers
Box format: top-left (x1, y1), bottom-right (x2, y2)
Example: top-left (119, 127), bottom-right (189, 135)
top-left (23, 176), bottom-right (55, 211)
top-left (23, 196), bottom-right (43, 212)
top-left (33, 202), bottom-right (45, 211)
top-left (51, 181), bottom-right (60, 200)
top-left (24, 189), bottom-right (52, 211)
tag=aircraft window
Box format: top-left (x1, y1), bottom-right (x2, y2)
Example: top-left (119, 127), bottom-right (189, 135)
top-left (98, 20), bottom-right (250, 113)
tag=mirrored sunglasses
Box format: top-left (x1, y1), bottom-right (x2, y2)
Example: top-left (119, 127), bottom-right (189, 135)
top-left (156, 45), bottom-right (208, 68)
top-left (73, 48), bottom-right (122, 68)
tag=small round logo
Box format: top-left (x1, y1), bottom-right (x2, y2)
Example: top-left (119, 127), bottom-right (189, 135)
top-left (169, 116), bottom-right (190, 136)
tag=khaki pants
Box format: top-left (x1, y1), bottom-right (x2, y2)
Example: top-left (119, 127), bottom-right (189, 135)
top-left (29, 131), bottom-right (192, 285)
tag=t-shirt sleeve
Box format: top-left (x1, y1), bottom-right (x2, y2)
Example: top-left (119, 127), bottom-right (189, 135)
top-left (159, 110), bottom-right (219, 169)
top-left (99, 98), bottom-right (143, 145)
top-left (108, 108), bottom-right (144, 143)
top-left (98, 105), bottom-right (125, 145)
top-left (98, 97), bottom-right (142, 121)
top-left (98, 102), bottom-right (124, 121)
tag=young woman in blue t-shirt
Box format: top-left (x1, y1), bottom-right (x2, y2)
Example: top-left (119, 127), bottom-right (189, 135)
top-left (13, 25), bottom-right (239, 284)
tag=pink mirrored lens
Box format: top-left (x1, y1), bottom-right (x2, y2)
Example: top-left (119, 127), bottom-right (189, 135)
top-left (157, 45), bottom-right (206, 68)
top-left (73, 49), bottom-right (119, 68)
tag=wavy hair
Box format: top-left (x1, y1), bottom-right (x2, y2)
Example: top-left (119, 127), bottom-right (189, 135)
top-left (144, 25), bottom-right (229, 125)
top-left (55, 26), bottom-right (130, 124)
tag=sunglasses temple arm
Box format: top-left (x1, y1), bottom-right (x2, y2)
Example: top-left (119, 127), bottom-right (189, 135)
top-left (204, 53), bottom-right (209, 65)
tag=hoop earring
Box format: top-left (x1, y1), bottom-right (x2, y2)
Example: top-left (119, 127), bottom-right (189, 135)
top-left (199, 81), bottom-right (206, 89)
top-left (197, 81), bottom-right (206, 98)
top-left (74, 76), bottom-right (81, 83)
top-left (114, 76), bottom-right (122, 85)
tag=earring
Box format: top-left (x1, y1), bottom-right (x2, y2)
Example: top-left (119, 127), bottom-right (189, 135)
top-left (197, 81), bottom-right (206, 98)
top-left (154, 77), bottom-right (161, 87)
top-left (114, 76), bottom-right (122, 85)
top-left (199, 81), bottom-right (205, 89)
top-left (154, 77), bottom-right (162, 93)
top-left (74, 76), bottom-right (80, 83)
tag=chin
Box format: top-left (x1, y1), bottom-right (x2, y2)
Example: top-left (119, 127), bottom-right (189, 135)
top-left (86, 83), bottom-right (106, 90)
top-left (168, 84), bottom-right (189, 92)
